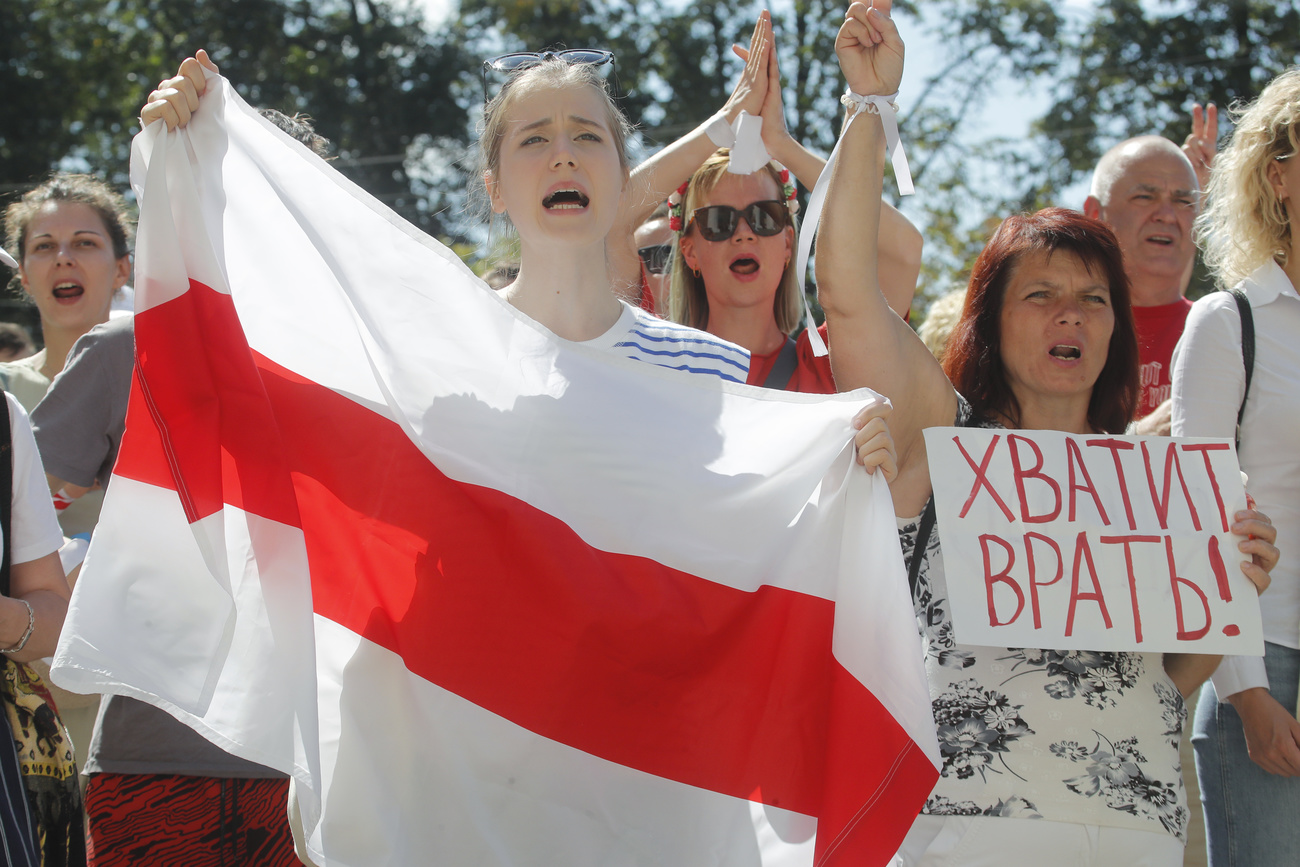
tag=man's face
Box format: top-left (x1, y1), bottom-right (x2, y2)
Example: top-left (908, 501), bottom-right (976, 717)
top-left (1094, 148), bottom-right (1199, 295)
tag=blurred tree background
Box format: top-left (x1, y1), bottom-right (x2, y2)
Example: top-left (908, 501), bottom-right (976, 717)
top-left (3, 0), bottom-right (1298, 324)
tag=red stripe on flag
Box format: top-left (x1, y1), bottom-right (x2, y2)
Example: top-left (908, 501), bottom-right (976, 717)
top-left (117, 282), bottom-right (935, 864)
top-left (128, 280), bottom-right (300, 526)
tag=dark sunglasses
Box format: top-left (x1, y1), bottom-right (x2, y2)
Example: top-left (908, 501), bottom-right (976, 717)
top-left (637, 243), bottom-right (672, 275)
top-left (688, 201), bottom-right (789, 242)
top-left (481, 49), bottom-right (615, 102)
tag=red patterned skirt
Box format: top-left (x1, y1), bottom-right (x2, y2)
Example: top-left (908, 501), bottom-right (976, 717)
top-left (85, 774), bottom-right (297, 866)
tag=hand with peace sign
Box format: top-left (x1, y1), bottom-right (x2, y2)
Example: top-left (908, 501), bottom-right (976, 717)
top-left (1183, 101), bottom-right (1218, 191)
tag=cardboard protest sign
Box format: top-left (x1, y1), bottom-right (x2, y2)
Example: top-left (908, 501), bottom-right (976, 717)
top-left (923, 428), bottom-right (1263, 654)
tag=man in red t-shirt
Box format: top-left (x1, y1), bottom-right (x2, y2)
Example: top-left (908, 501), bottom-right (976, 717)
top-left (1081, 106), bottom-right (1216, 434)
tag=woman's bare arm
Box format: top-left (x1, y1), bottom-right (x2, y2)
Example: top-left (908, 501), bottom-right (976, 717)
top-left (816, 2), bottom-right (953, 515)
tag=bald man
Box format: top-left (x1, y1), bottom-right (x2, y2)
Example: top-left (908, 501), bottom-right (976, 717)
top-left (1083, 136), bottom-right (1201, 433)
top-left (1081, 103), bottom-right (1217, 433)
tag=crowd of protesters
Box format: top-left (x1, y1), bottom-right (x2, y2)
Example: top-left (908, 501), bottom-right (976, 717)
top-left (0, 0), bottom-right (1296, 865)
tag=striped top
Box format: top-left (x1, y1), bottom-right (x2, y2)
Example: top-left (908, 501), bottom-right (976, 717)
top-left (583, 302), bottom-right (750, 383)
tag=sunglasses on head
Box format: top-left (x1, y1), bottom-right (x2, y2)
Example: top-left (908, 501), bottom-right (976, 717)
top-left (688, 201), bottom-right (789, 242)
top-left (637, 243), bottom-right (672, 275)
top-left (481, 49), bottom-right (616, 102)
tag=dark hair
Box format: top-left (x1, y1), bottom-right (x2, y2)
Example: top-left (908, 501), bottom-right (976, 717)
top-left (4, 173), bottom-right (132, 265)
top-left (258, 109), bottom-right (332, 158)
top-left (0, 322), bottom-right (34, 359)
top-left (942, 207), bottom-right (1139, 434)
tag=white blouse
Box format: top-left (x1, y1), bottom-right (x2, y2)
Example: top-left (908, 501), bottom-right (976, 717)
top-left (2, 392), bottom-right (63, 567)
top-left (902, 400), bottom-right (1189, 841)
top-left (1172, 260), bottom-right (1300, 697)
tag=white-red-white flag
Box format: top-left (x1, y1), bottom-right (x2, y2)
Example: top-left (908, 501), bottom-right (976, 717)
top-left (51, 74), bottom-right (938, 867)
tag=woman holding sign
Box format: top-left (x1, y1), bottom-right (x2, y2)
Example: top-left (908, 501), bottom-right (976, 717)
top-left (817, 3), bottom-right (1278, 864)
top-left (1173, 68), bottom-right (1300, 867)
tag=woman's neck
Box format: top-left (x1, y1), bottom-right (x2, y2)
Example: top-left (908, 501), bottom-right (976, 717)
top-left (1005, 392), bottom-right (1094, 435)
top-left (504, 239), bottom-right (624, 342)
top-left (37, 323), bottom-right (88, 381)
top-left (704, 302), bottom-right (787, 356)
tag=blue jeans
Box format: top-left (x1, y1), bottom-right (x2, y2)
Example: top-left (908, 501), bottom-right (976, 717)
top-left (1193, 641), bottom-right (1300, 867)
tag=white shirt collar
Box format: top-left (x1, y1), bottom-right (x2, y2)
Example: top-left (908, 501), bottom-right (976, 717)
top-left (1241, 259), bottom-right (1300, 307)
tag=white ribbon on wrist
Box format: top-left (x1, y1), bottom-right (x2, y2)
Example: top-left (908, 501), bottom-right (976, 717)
top-left (705, 110), bottom-right (771, 175)
top-left (840, 89), bottom-right (913, 195)
top-left (793, 87), bottom-right (914, 357)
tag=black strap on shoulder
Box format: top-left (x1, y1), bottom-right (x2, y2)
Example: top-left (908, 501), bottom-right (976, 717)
top-left (1229, 288), bottom-right (1255, 452)
top-left (762, 337), bottom-right (799, 390)
top-left (0, 391), bottom-right (11, 599)
top-left (908, 496), bottom-right (936, 599)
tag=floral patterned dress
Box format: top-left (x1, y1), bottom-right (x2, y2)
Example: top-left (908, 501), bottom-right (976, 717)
top-left (899, 402), bottom-right (1189, 842)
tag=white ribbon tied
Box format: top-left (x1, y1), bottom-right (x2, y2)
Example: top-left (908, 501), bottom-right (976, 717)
top-left (840, 90), bottom-right (913, 196)
top-left (794, 89), bottom-right (913, 357)
top-left (705, 110), bottom-right (772, 175)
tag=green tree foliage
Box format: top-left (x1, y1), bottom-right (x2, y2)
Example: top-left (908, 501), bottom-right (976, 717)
top-left (1042, 0), bottom-right (1300, 179)
top-left (1020, 0), bottom-right (1300, 300)
top-left (773, 0), bottom-right (849, 156)
top-left (456, 0), bottom-right (769, 147)
top-left (8, 0), bottom-right (1298, 305)
top-left (888, 0), bottom-right (1065, 309)
top-left (886, 0), bottom-right (1300, 312)
top-left (1, 0), bottom-right (474, 236)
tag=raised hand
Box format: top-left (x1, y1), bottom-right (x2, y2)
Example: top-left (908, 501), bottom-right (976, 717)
top-left (735, 19), bottom-right (795, 153)
top-left (141, 49), bottom-right (220, 131)
top-left (1184, 101), bottom-right (1218, 191)
top-left (722, 11), bottom-right (771, 121)
top-left (835, 1), bottom-right (904, 98)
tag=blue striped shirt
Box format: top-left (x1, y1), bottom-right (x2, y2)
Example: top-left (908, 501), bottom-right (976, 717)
top-left (583, 303), bottom-right (750, 383)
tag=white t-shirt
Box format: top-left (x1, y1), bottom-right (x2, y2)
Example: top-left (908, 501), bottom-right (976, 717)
top-left (3, 392), bottom-right (63, 567)
top-left (581, 302), bottom-right (751, 383)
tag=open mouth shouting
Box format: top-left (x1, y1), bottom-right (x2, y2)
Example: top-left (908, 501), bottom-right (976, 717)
top-left (729, 255), bottom-right (760, 276)
top-left (52, 281), bottom-right (86, 302)
top-left (1049, 344), bottom-right (1082, 361)
top-left (1144, 232), bottom-right (1175, 247)
top-left (542, 188), bottom-right (590, 211)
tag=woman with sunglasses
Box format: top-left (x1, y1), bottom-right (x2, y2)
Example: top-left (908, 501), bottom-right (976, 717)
top-left (818, 3), bottom-right (1277, 864)
top-left (661, 14), bottom-right (920, 393)
top-left (633, 202), bottom-right (673, 312)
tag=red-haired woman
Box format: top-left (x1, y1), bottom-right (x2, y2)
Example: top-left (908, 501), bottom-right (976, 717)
top-left (816, 4), bottom-right (1279, 863)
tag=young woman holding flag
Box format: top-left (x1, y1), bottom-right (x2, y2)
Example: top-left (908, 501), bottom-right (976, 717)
top-left (127, 18), bottom-right (906, 866)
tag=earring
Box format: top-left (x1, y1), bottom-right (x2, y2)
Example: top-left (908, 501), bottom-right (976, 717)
top-left (693, 268), bottom-right (700, 278)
